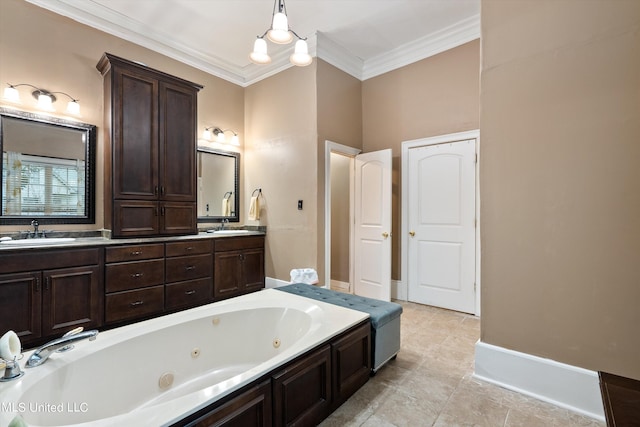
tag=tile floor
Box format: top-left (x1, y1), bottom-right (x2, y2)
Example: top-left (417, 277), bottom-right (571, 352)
top-left (320, 301), bottom-right (605, 427)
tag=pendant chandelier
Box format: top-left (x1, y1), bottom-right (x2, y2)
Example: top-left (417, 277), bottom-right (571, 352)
top-left (249, 0), bottom-right (312, 67)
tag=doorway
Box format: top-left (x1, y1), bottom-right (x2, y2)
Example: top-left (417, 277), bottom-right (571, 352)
top-left (401, 130), bottom-right (480, 315)
top-left (324, 141), bottom-right (360, 292)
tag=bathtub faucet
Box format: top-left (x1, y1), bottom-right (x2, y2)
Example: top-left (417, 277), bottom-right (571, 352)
top-left (26, 329), bottom-right (98, 368)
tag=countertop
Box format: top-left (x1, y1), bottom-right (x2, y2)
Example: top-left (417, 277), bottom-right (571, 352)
top-left (0, 230), bottom-right (265, 252)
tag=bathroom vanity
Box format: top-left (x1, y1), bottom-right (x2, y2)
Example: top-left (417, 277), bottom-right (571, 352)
top-left (0, 233), bottom-right (265, 349)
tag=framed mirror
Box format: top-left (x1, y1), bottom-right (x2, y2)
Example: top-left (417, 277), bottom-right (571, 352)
top-left (0, 107), bottom-right (96, 225)
top-left (197, 147), bottom-right (240, 223)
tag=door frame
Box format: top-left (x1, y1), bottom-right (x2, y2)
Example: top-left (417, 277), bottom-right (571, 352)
top-left (401, 129), bottom-right (481, 315)
top-left (324, 140), bottom-right (361, 291)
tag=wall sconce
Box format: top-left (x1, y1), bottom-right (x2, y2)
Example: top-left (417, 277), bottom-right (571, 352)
top-left (203, 126), bottom-right (240, 146)
top-left (3, 83), bottom-right (81, 115)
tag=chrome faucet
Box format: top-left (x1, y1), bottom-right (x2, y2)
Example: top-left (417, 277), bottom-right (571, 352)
top-left (0, 358), bottom-right (24, 382)
top-left (30, 219), bottom-right (39, 238)
top-left (26, 329), bottom-right (98, 368)
top-left (220, 218), bottom-right (229, 230)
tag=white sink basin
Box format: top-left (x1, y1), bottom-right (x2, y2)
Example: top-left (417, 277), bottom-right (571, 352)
top-left (212, 230), bottom-right (250, 235)
top-left (0, 237), bottom-right (76, 245)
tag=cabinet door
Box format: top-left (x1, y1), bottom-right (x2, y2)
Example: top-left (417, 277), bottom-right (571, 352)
top-left (331, 322), bottom-right (371, 406)
top-left (159, 81), bottom-right (197, 202)
top-left (0, 272), bottom-right (41, 343)
top-left (42, 265), bottom-right (103, 337)
top-left (272, 345), bottom-right (332, 427)
top-left (188, 380), bottom-right (272, 427)
top-left (161, 201), bottom-right (197, 235)
top-left (112, 67), bottom-right (159, 200)
top-left (214, 251), bottom-right (243, 300)
top-left (242, 248), bottom-right (265, 293)
top-left (113, 200), bottom-right (159, 237)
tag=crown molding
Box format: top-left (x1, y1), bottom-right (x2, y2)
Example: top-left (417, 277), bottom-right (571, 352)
top-left (26, 0), bottom-right (479, 85)
top-left (26, 0), bottom-right (248, 85)
top-left (360, 14), bottom-right (480, 80)
top-left (315, 32), bottom-right (364, 80)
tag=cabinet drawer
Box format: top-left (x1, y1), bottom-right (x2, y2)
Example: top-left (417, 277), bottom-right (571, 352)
top-left (166, 239), bottom-right (212, 257)
top-left (214, 236), bottom-right (264, 252)
top-left (105, 285), bottom-right (164, 323)
top-left (0, 248), bottom-right (101, 274)
top-left (106, 243), bottom-right (165, 263)
top-left (166, 254), bottom-right (212, 283)
top-left (165, 278), bottom-right (212, 311)
top-left (105, 259), bottom-right (165, 292)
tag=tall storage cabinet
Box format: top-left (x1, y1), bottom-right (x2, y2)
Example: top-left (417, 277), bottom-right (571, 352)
top-left (97, 53), bottom-right (203, 237)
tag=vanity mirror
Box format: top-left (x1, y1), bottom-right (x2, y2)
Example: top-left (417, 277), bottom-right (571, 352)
top-left (0, 107), bottom-right (96, 224)
top-left (197, 147), bottom-right (239, 223)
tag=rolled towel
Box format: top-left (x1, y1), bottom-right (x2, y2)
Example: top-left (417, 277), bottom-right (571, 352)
top-left (248, 196), bottom-right (260, 220)
top-left (0, 330), bottom-right (21, 360)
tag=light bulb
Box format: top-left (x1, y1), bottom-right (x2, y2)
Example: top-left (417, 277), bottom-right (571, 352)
top-left (267, 12), bottom-right (293, 44)
top-left (249, 38), bottom-right (272, 64)
top-left (37, 93), bottom-right (54, 111)
top-left (216, 131), bottom-right (226, 143)
top-left (202, 129), bottom-right (212, 140)
top-left (66, 100), bottom-right (80, 115)
top-left (3, 86), bottom-right (20, 103)
top-left (290, 39), bottom-right (312, 66)
top-left (230, 134), bottom-right (240, 146)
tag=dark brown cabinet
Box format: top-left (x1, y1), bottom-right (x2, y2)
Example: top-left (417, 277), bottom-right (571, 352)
top-left (272, 346), bottom-right (332, 427)
top-left (97, 52), bottom-right (202, 238)
top-left (165, 240), bottom-right (213, 311)
top-left (187, 380), bottom-right (272, 427)
top-left (105, 243), bottom-right (165, 324)
top-left (214, 236), bottom-right (265, 300)
top-left (0, 248), bottom-right (104, 348)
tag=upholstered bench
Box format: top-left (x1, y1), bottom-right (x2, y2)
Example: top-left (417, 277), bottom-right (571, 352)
top-left (276, 283), bottom-right (402, 372)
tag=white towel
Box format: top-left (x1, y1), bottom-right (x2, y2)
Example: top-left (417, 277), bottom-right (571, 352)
top-left (221, 198), bottom-right (231, 216)
top-left (0, 330), bottom-right (20, 360)
top-left (248, 196), bottom-right (260, 220)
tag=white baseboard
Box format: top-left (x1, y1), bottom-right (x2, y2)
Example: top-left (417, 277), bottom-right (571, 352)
top-left (474, 341), bottom-right (605, 421)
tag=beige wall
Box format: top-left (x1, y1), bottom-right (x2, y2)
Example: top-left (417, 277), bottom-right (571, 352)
top-left (0, 0), bottom-right (244, 232)
top-left (481, 0), bottom-right (640, 379)
top-left (362, 40), bottom-right (480, 280)
top-left (244, 65), bottom-right (318, 281)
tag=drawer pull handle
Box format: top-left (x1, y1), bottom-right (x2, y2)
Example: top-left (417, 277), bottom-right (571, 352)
top-left (131, 251), bottom-right (142, 256)
top-left (185, 290), bottom-right (196, 295)
top-left (185, 266), bottom-right (196, 271)
top-left (185, 247), bottom-right (193, 251)
top-left (131, 273), bottom-right (144, 278)
top-left (130, 301), bottom-right (144, 307)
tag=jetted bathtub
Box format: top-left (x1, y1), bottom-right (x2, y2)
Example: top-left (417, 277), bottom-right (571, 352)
top-left (0, 289), bottom-right (369, 427)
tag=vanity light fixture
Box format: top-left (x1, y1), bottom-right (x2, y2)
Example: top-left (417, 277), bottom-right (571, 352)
top-left (203, 126), bottom-right (240, 146)
top-left (249, 0), bottom-right (312, 67)
top-left (3, 83), bottom-right (81, 115)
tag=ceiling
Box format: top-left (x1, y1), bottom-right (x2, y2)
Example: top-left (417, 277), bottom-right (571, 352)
top-left (27, 0), bottom-right (480, 86)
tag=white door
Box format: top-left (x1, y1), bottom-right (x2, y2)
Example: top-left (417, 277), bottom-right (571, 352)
top-left (354, 149), bottom-right (392, 301)
top-left (407, 140), bottom-right (476, 313)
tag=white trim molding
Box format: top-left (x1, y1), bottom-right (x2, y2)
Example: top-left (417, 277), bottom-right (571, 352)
top-left (265, 276), bottom-right (290, 289)
top-left (474, 341), bottom-right (605, 421)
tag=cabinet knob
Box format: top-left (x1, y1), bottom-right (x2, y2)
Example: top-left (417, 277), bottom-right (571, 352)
top-left (382, 232), bottom-right (389, 238)
top-left (409, 231), bottom-right (415, 237)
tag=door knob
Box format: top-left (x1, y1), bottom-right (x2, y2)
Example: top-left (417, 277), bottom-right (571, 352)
top-left (409, 231), bottom-right (415, 237)
top-left (382, 232), bottom-right (389, 238)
